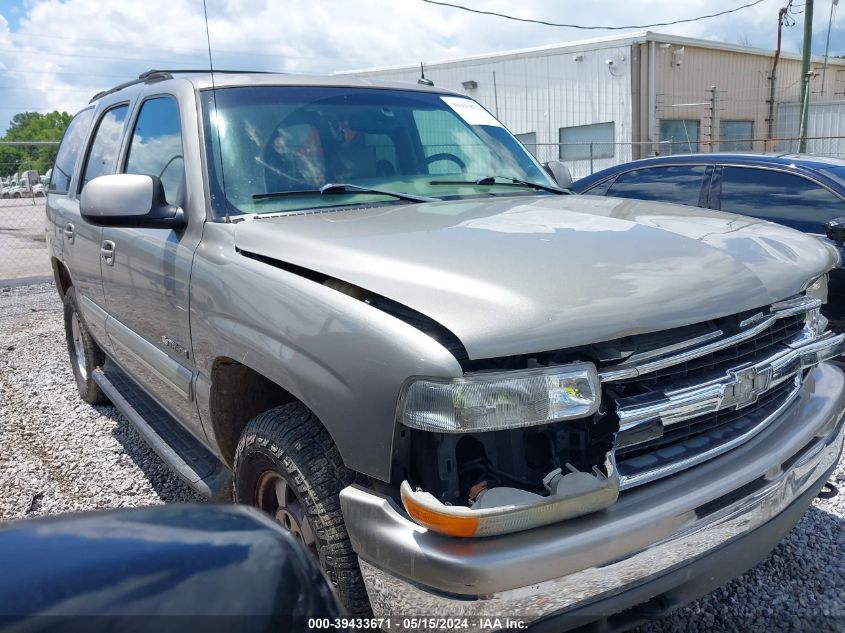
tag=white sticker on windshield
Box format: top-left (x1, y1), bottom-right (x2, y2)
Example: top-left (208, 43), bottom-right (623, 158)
top-left (441, 96), bottom-right (503, 127)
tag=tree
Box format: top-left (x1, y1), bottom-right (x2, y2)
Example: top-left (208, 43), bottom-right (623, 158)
top-left (0, 111), bottom-right (72, 177)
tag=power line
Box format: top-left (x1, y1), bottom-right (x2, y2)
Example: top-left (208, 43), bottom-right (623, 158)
top-left (418, 0), bottom-right (770, 29)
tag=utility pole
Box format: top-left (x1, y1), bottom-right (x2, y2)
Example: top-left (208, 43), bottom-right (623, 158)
top-left (709, 86), bottom-right (719, 152)
top-left (821, 0), bottom-right (839, 97)
top-left (767, 7), bottom-right (787, 151)
top-left (799, 0), bottom-right (815, 152)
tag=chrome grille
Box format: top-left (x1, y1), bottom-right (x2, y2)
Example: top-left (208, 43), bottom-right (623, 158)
top-left (600, 295), bottom-right (844, 489)
top-left (622, 313), bottom-right (805, 391)
top-left (615, 377), bottom-right (797, 464)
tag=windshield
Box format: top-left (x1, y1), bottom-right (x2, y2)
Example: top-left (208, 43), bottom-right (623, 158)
top-left (200, 86), bottom-right (555, 216)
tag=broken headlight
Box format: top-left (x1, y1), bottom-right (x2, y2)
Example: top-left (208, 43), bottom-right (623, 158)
top-left (805, 274), bottom-right (829, 304)
top-left (398, 362), bottom-right (601, 433)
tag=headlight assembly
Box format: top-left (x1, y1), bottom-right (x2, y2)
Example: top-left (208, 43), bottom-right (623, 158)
top-left (398, 362), bottom-right (601, 433)
top-left (805, 274), bottom-right (829, 304)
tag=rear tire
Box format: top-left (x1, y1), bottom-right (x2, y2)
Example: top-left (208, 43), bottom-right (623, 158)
top-left (63, 286), bottom-right (109, 404)
top-left (234, 403), bottom-right (371, 615)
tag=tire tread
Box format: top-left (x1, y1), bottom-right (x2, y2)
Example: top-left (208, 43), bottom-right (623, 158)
top-left (63, 286), bottom-right (109, 405)
top-left (234, 403), bottom-right (371, 615)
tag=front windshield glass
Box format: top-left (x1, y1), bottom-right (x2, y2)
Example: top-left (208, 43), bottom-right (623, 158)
top-left (200, 86), bottom-right (555, 216)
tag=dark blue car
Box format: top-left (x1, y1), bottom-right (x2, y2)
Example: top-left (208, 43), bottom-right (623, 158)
top-left (573, 153), bottom-right (845, 328)
top-left (0, 505), bottom-right (345, 632)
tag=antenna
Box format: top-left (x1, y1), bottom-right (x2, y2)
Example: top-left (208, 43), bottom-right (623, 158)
top-left (202, 0), bottom-right (230, 223)
top-left (418, 62), bottom-right (434, 86)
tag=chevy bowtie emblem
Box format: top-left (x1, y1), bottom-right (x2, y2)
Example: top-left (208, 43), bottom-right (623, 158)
top-left (721, 365), bottom-right (773, 410)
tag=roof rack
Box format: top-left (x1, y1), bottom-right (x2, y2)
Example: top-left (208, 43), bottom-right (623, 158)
top-left (89, 72), bottom-right (171, 103)
top-left (90, 68), bottom-right (281, 103)
top-left (138, 68), bottom-right (279, 79)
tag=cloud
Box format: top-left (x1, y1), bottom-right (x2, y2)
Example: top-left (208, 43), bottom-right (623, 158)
top-left (0, 0), bottom-right (842, 135)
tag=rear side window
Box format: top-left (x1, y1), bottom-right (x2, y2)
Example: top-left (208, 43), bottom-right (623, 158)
top-left (125, 97), bottom-right (184, 204)
top-left (605, 165), bottom-right (707, 207)
top-left (719, 167), bottom-right (845, 233)
top-left (80, 104), bottom-right (129, 191)
top-left (50, 108), bottom-right (94, 194)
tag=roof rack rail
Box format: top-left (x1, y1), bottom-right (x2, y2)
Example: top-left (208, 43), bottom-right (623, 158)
top-left (138, 69), bottom-right (280, 79)
top-left (88, 72), bottom-right (173, 104)
top-left (90, 69), bottom-right (281, 103)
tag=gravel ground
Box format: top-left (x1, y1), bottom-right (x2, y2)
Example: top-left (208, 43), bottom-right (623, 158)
top-left (0, 282), bottom-right (843, 631)
top-left (0, 282), bottom-right (201, 519)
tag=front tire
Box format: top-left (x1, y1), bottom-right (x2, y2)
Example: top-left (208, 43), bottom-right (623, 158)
top-left (234, 403), bottom-right (371, 615)
top-left (63, 287), bottom-right (109, 404)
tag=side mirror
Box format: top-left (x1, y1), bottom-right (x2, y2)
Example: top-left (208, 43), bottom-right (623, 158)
top-left (80, 174), bottom-right (186, 229)
top-left (825, 217), bottom-right (845, 247)
top-left (543, 161), bottom-right (573, 190)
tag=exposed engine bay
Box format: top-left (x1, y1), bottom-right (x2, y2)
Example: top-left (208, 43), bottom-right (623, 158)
top-left (397, 414), bottom-right (617, 508)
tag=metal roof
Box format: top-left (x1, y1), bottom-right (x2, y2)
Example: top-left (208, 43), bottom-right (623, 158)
top-left (337, 30), bottom-right (845, 75)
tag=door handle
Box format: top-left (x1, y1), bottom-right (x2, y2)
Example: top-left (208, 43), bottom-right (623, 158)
top-left (100, 240), bottom-right (116, 266)
top-left (63, 223), bottom-right (75, 244)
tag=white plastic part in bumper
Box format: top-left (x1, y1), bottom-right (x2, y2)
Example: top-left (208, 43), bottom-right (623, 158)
top-left (398, 466), bottom-right (619, 538)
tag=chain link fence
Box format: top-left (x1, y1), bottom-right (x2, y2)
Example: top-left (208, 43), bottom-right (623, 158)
top-left (1, 135), bottom-right (845, 282)
top-left (0, 141), bottom-right (58, 282)
top-left (0, 198), bottom-right (51, 282)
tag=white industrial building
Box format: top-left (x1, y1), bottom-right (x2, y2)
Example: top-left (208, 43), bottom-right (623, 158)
top-left (341, 31), bottom-right (845, 177)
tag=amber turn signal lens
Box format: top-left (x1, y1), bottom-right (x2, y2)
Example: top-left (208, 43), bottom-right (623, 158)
top-left (401, 486), bottom-right (480, 537)
top-left (399, 477), bottom-right (619, 537)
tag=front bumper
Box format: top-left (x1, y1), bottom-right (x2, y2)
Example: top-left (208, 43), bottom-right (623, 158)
top-left (340, 362), bottom-right (845, 628)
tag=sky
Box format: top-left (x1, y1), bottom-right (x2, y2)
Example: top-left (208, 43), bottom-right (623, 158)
top-left (0, 0), bottom-right (843, 136)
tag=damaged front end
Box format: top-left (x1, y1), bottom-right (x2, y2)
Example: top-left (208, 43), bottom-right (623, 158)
top-left (392, 295), bottom-right (844, 539)
top-left (399, 464), bottom-right (618, 538)
top-left (394, 362), bottom-right (620, 537)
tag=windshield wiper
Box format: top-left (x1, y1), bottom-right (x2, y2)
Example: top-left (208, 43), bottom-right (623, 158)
top-left (429, 176), bottom-right (569, 195)
top-left (252, 182), bottom-right (437, 203)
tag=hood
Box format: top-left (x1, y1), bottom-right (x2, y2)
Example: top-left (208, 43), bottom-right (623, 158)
top-left (234, 195), bottom-right (837, 360)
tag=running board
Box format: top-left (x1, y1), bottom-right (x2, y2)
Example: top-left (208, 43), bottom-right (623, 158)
top-left (92, 362), bottom-right (232, 501)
